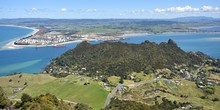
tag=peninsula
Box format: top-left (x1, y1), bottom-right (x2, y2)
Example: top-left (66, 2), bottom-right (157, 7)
top-left (1, 18), bottom-right (220, 50)
top-left (13, 28), bottom-right (125, 46)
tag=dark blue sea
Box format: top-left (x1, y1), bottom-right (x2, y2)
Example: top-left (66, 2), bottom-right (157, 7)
top-left (0, 26), bottom-right (220, 76)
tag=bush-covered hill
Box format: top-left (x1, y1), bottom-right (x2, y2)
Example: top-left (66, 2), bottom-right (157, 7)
top-left (45, 39), bottom-right (203, 77)
top-left (0, 87), bottom-right (11, 109)
top-left (15, 93), bottom-right (73, 110)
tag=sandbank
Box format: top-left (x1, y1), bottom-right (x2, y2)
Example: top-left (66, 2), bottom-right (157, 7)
top-left (0, 25), bottom-right (39, 50)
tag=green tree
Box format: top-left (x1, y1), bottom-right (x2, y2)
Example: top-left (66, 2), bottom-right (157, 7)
top-left (119, 77), bottom-right (124, 84)
top-left (21, 93), bottom-right (32, 103)
top-left (19, 93), bottom-right (73, 110)
top-left (0, 86), bottom-right (10, 109)
top-left (46, 40), bottom-right (203, 78)
top-left (74, 103), bottom-right (93, 110)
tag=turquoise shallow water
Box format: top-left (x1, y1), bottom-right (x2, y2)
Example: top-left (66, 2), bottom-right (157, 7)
top-left (0, 26), bottom-right (220, 76)
top-left (0, 59), bottom-right (42, 73)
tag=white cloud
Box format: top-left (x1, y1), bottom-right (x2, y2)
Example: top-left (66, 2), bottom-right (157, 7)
top-left (86, 9), bottom-right (97, 12)
top-left (133, 9), bottom-right (145, 14)
top-left (154, 5), bottom-right (219, 13)
top-left (61, 8), bottom-right (67, 12)
top-left (25, 8), bottom-right (46, 14)
top-left (154, 8), bottom-right (166, 13)
top-left (122, 9), bottom-right (146, 15)
top-left (31, 8), bottom-right (38, 12)
top-left (59, 8), bottom-right (102, 14)
top-left (201, 5), bottom-right (219, 12)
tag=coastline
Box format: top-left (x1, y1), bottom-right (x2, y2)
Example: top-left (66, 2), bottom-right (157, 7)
top-left (118, 33), bottom-right (150, 38)
top-left (119, 31), bottom-right (220, 38)
top-left (0, 25), bottom-right (36, 30)
top-left (1, 38), bottom-right (84, 50)
top-left (1, 30), bottom-right (150, 50)
top-left (1, 25), bottom-right (39, 50)
top-left (1, 26), bottom-right (220, 50)
top-left (190, 26), bottom-right (220, 30)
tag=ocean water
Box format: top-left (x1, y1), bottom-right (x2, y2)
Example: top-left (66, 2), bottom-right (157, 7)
top-left (0, 26), bottom-right (220, 76)
top-left (0, 42), bottom-right (79, 76)
top-left (121, 33), bottom-right (220, 58)
top-left (0, 26), bottom-right (33, 47)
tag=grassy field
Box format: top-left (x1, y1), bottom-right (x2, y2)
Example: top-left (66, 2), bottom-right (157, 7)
top-left (131, 72), bottom-right (154, 80)
top-left (1, 73), bottom-right (219, 110)
top-left (0, 74), bottom-right (108, 110)
top-left (121, 78), bottom-right (220, 110)
top-left (176, 80), bottom-right (220, 110)
top-left (157, 79), bottom-right (220, 110)
top-left (0, 73), bottom-right (56, 96)
top-left (108, 73), bottom-right (154, 86)
top-left (108, 76), bottom-right (120, 86)
top-left (80, 28), bottom-right (119, 34)
top-left (207, 74), bottom-right (220, 80)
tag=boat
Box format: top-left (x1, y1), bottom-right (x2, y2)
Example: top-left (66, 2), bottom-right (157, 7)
top-left (53, 45), bottom-right (66, 48)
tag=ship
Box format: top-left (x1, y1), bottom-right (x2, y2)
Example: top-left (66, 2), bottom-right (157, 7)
top-left (53, 44), bottom-right (66, 48)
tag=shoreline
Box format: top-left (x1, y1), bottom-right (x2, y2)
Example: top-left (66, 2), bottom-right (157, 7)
top-left (118, 33), bottom-right (150, 38)
top-left (1, 30), bottom-right (150, 50)
top-left (1, 39), bottom-right (84, 50)
top-left (119, 31), bottom-right (220, 38)
top-left (1, 25), bottom-right (220, 50)
top-left (190, 26), bottom-right (220, 30)
top-left (0, 25), bottom-right (36, 30)
top-left (1, 25), bottom-right (39, 50)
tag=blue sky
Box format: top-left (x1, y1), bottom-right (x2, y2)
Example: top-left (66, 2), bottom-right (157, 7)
top-left (0, 0), bottom-right (220, 19)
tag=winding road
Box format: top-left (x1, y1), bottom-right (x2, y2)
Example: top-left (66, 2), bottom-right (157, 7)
top-left (103, 79), bottom-right (154, 108)
top-left (103, 84), bottom-right (123, 107)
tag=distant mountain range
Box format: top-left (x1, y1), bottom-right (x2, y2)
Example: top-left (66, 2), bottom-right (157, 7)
top-left (0, 16), bottom-right (219, 21)
top-left (172, 16), bottom-right (219, 22)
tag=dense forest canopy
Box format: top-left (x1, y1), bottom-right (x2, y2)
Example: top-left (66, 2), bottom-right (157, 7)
top-left (45, 39), bottom-right (203, 77)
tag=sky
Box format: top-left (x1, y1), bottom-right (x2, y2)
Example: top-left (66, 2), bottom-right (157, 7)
top-left (0, 0), bottom-right (220, 19)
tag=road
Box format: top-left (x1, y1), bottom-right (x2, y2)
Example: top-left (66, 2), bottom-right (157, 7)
top-left (197, 62), bottom-right (205, 72)
top-left (192, 62), bottom-right (205, 77)
top-left (103, 79), bottom-right (154, 108)
top-left (103, 84), bottom-right (123, 108)
top-left (103, 63), bottom-right (206, 108)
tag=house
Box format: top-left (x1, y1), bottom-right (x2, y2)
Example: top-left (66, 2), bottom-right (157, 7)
top-left (13, 87), bottom-right (22, 93)
top-left (81, 67), bottom-right (86, 71)
top-left (216, 68), bottom-right (220, 73)
top-left (128, 75), bottom-right (134, 80)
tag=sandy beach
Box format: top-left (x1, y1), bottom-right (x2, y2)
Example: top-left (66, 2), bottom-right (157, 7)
top-left (1, 25), bottom-right (40, 50)
top-left (1, 26), bottom-right (149, 50)
top-left (1, 38), bottom-right (84, 50)
top-left (2, 26), bottom-right (220, 50)
top-left (0, 25), bottom-right (37, 30)
top-left (118, 33), bottom-right (150, 38)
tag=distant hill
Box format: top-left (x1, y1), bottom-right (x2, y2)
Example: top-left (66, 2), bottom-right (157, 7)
top-left (45, 39), bottom-right (203, 77)
top-left (1, 18), bottom-right (220, 34)
top-left (172, 16), bottom-right (214, 22)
